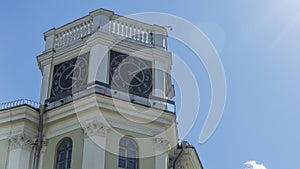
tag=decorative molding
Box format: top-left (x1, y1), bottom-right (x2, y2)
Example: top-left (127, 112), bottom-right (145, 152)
top-left (154, 137), bottom-right (171, 151)
top-left (40, 137), bottom-right (47, 153)
top-left (176, 161), bottom-right (187, 169)
top-left (82, 119), bottom-right (110, 138)
top-left (8, 135), bottom-right (36, 151)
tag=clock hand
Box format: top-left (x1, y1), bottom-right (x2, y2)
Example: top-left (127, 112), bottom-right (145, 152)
top-left (128, 67), bottom-right (148, 76)
top-left (66, 68), bottom-right (76, 80)
top-left (70, 76), bottom-right (82, 81)
top-left (133, 75), bottom-right (143, 83)
top-left (66, 60), bottom-right (83, 80)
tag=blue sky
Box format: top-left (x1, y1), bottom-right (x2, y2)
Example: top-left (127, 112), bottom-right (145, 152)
top-left (1, 0), bottom-right (300, 169)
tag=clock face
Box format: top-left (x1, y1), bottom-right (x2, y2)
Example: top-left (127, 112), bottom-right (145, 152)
top-left (51, 53), bottom-right (89, 97)
top-left (109, 51), bottom-right (152, 96)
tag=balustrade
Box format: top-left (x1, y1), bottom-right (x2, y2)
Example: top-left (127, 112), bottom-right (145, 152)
top-left (54, 20), bottom-right (93, 48)
top-left (0, 99), bottom-right (40, 111)
top-left (44, 9), bottom-right (167, 50)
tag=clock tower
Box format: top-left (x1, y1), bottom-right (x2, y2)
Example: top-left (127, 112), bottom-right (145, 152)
top-left (34, 8), bottom-right (202, 169)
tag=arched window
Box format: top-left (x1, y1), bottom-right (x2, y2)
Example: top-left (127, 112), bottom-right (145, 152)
top-left (118, 136), bottom-right (138, 169)
top-left (56, 138), bottom-right (73, 169)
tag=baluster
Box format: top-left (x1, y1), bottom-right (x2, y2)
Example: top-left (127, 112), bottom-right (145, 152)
top-left (111, 21), bottom-right (115, 33)
top-left (57, 33), bottom-right (61, 47)
top-left (148, 32), bottom-right (152, 45)
top-left (138, 29), bottom-right (142, 42)
top-left (64, 31), bottom-right (68, 45)
top-left (114, 21), bottom-right (117, 34)
top-left (122, 24), bottom-right (126, 37)
top-left (119, 22), bottom-right (123, 36)
top-left (55, 34), bottom-right (59, 48)
top-left (82, 23), bottom-right (86, 36)
top-left (67, 30), bottom-right (71, 44)
top-left (114, 21), bottom-right (118, 34)
top-left (54, 35), bottom-right (58, 48)
top-left (88, 21), bottom-right (92, 34)
top-left (136, 29), bottom-right (140, 41)
top-left (116, 22), bottom-right (120, 35)
top-left (73, 27), bottom-right (77, 40)
top-left (131, 26), bottom-right (135, 40)
top-left (116, 21), bottom-right (120, 35)
top-left (134, 27), bottom-right (138, 40)
top-left (61, 32), bottom-right (65, 46)
top-left (143, 30), bottom-right (147, 43)
top-left (66, 31), bottom-right (70, 44)
top-left (129, 25), bottom-right (133, 39)
top-left (80, 24), bottom-right (84, 37)
top-left (70, 28), bottom-right (74, 42)
top-left (109, 21), bottom-right (112, 33)
top-left (125, 24), bottom-right (129, 37)
top-left (74, 26), bottom-right (79, 39)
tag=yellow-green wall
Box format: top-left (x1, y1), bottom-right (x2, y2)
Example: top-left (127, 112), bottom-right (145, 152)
top-left (0, 139), bottom-right (9, 169)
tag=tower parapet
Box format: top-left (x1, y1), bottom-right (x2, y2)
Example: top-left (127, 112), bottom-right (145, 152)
top-left (44, 8), bottom-right (168, 52)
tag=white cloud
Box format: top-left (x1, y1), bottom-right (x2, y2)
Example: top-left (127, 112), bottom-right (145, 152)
top-left (244, 160), bottom-right (267, 169)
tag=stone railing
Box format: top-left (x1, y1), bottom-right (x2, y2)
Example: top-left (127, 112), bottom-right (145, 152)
top-left (54, 17), bottom-right (93, 48)
top-left (44, 8), bottom-right (167, 51)
top-left (109, 17), bottom-right (153, 45)
top-left (0, 99), bottom-right (40, 111)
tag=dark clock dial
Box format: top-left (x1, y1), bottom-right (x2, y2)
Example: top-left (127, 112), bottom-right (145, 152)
top-left (51, 54), bottom-right (89, 97)
top-left (109, 51), bottom-right (152, 96)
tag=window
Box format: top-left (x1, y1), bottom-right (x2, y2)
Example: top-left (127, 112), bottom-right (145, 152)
top-left (56, 138), bottom-right (73, 169)
top-left (118, 136), bottom-right (138, 169)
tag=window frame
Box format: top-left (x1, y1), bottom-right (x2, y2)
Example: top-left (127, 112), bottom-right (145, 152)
top-left (55, 137), bottom-right (73, 169)
top-left (118, 136), bottom-right (138, 169)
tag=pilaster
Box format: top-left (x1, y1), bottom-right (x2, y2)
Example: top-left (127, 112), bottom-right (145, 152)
top-left (152, 25), bottom-right (167, 49)
top-left (81, 119), bottom-right (110, 169)
top-left (40, 64), bottom-right (51, 104)
top-left (87, 37), bottom-right (109, 84)
top-left (154, 137), bottom-right (170, 169)
top-left (154, 60), bottom-right (166, 98)
top-left (44, 29), bottom-right (56, 52)
top-left (7, 135), bottom-right (35, 169)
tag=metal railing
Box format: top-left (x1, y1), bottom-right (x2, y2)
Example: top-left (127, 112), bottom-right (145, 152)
top-left (45, 81), bottom-right (176, 114)
top-left (0, 99), bottom-right (40, 111)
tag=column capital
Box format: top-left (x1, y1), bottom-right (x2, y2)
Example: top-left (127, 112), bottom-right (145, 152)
top-left (82, 119), bottom-right (111, 138)
top-left (8, 135), bottom-right (36, 151)
top-left (154, 137), bottom-right (171, 151)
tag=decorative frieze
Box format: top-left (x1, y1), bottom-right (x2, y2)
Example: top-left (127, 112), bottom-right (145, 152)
top-left (82, 119), bottom-right (110, 137)
top-left (8, 135), bottom-right (36, 151)
top-left (154, 137), bottom-right (171, 151)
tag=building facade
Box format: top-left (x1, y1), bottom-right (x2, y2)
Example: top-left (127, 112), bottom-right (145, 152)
top-left (0, 8), bottom-right (203, 169)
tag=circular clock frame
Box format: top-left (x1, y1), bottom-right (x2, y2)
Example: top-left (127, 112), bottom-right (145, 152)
top-left (110, 52), bottom-right (152, 96)
top-left (51, 56), bottom-right (89, 97)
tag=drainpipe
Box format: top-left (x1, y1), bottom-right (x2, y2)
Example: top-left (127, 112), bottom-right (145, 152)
top-left (33, 104), bottom-right (45, 169)
top-left (173, 141), bottom-right (187, 169)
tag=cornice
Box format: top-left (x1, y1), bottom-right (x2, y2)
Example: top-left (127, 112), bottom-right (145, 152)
top-left (0, 105), bottom-right (39, 125)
